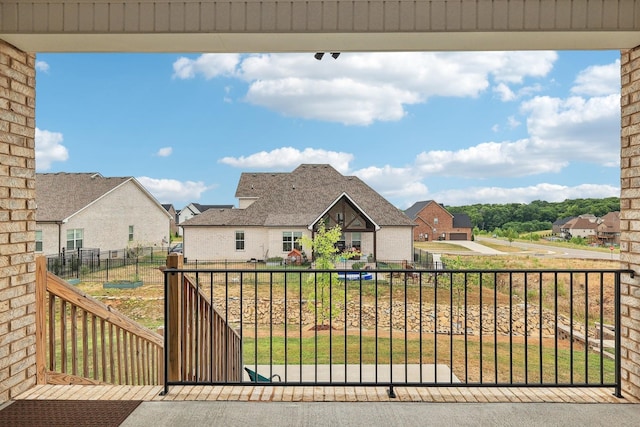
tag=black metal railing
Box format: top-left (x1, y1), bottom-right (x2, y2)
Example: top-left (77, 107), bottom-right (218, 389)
top-left (161, 267), bottom-right (631, 397)
top-left (44, 247), bottom-right (169, 283)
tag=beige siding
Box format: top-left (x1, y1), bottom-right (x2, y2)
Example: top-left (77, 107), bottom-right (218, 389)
top-left (4, 1), bottom-right (640, 52)
top-left (183, 226), bottom-right (314, 261)
top-left (37, 222), bottom-right (60, 255)
top-left (375, 226), bottom-right (413, 261)
top-left (42, 181), bottom-right (170, 252)
top-left (267, 227), bottom-right (311, 258)
top-left (3, 1), bottom-right (640, 34)
top-left (184, 226), bottom-right (269, 261)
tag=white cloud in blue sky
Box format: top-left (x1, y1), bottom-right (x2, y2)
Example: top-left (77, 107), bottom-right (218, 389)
top-left (219, 147), bottom-right (353, 173)
top-left (34, 50), bottom-right (621, 208)
top-left (136, 177), bottom-right (212, 204)
top-left (35, 60), bottom-right (49, 72)
top-left (35, 128), bottom-right (68, 170)
top-left (156, 147), bottom-right (173, 157)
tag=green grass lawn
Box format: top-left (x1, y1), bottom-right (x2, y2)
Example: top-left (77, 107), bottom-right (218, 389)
top-left (242, 333), bottom-right (614, 385)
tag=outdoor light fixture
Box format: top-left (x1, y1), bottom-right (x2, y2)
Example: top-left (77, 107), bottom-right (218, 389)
top-left (314, 52), bottom-right (340, 60)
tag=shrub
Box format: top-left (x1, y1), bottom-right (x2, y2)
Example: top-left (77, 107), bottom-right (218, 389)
top-left (352, 262), bottom-right (365, 270)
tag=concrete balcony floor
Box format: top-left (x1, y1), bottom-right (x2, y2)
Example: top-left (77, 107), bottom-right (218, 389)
top-left (8, 385), bottom-right (640, 427)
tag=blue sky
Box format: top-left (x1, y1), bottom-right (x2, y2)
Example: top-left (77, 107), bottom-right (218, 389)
top-left (34, 50), bottom-right (621, 210)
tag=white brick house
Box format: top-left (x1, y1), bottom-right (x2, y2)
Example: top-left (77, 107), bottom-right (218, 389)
top-left (181, 164), bottom-right (415, 262)
top-left (36, 173), bottom-right (172, 255)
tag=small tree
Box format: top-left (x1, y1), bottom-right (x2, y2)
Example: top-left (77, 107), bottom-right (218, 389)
top-left (299, 223), bottom-right (360, 328)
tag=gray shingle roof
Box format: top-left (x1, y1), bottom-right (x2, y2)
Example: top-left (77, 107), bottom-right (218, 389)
top-left (404, 201), bottom-right (434, 220)
top-left (184, 164), bottom-right (413, 228)
top-left (36, 173), bottom-right (131, 222)
top-left (452, 213), bottom-right (472, 228)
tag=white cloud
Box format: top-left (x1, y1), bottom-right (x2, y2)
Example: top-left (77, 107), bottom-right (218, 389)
top-left (353, 165), bottom-right (429, 201)
top-left (411, 90), bottom-right (619, 179)
top-left (507, 116), bottom-right (521, 129)
top-left (219, 147), bottom-right (353, 173)
top-left (173, 51), bottom-right (558, 126)
top-left (35, 128), bottom-right (68, 171)
top-left (35, 60), bottom-right (49, 72)
top-left (156, 147), bottom-right (173, 157)
top-left (522, 94), bottom-right (620, 166)
top-left (172, 54), bottom-right (240, 80)
top-left (415, 139), bottom-right (568, 179)
top-left (136, 176), bottom-right (213, 204)
top-left (430, 183), bottom-right (620, 206)
top-left (571, 59), bottom-right (620, 96)
top-left (494, 83), bottom-right (516, 101)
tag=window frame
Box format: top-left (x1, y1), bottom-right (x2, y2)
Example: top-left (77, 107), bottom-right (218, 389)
top-left (66, 228), bottom-right (83, 250)
top-left (35, 230), bottom-right (43, 252)
top-left (235, 230), bottom-right (245, 251)
top-left (282, 231), bottom-right (303, 252)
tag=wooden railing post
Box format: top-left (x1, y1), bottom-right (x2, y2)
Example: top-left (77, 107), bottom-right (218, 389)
top-left (35, 257), bottom-right (47, 384)
top-left (166, 253), bottom-right (183, 382)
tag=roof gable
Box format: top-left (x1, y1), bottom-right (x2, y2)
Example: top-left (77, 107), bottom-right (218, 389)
top-left (36, 173), bottom-right (129, 222)
top-left (36, 173), bottom-right (171, 222)
top-left (404, 200), bottom-right (454, 221)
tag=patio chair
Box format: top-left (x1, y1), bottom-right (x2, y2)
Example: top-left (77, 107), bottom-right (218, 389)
top-left (244, 367), bottom-right (281, 383)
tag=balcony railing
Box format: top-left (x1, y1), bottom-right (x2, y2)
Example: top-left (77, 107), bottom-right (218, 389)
top-left (35, 257), bottom-right (164, 385)
top-left (161, 263), bottom-right (632, 397)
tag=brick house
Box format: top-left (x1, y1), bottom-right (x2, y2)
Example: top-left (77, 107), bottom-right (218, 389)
top-left (404, 200), bottom-right (473, 241)
top-left (36, 173), bottom-right (172, 255)
top-left (181, 164), bottom-right (415, 262)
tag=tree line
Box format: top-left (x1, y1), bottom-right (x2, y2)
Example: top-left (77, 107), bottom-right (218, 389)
top-left (446, 197), bottom-right (620, 234)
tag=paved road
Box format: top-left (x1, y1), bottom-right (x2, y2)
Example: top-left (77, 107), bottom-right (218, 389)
top-left (474, 236), bottom-right (620, 261)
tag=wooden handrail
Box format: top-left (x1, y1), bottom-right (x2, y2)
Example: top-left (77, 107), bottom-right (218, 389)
top-left (165, 254), bottom-right (242, 383)
top-left (35, 256), bottom-right (163, 385)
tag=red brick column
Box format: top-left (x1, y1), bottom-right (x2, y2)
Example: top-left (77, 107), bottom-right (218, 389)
top-left (0, 39), bottom-right (36, 401)
top-left (620, 47), bottom-right (640, 399)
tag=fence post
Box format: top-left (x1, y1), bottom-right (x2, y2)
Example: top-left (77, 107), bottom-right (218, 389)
top-left (166, 253), bottom-right (183, 382)
top-left (35, 256), bottom-right (47, 384)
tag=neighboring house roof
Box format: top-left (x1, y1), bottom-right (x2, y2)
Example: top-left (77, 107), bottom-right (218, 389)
top-left (36, 172), bottom-right (170, 222)
top-left (565, 217), bottom-right (598, 231)
top-left (192, 203), bottom-right (234, 213)
top-left (403, 200), bottom-right (454, 221)
top-left (452, 213), bottom-right (472, 228)
top-left (553, 217), bottom-right (575, 227)
top-left (184, 164), bottom-right (413, 228)
top-left (598, 211), bottom-right (621, 233)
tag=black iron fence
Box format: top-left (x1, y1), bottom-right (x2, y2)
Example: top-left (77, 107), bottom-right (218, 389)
top-left (44, 248), bottom-right (427, 286)
top-left (162, 267), bottom-right (632, 397)
top-left (44, 247), bottom-right (170, 284)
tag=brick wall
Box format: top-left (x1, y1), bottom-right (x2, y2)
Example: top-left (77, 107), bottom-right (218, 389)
top-left (411, 201), bottom-right (472, 241)
top-left (0, 39), bottom-right (36, 401)
top-left (620, 47), bottom-right (640, 399)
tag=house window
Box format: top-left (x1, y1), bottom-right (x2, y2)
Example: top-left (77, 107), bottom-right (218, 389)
top-left (66, 229), bottom-right (83, 250)
top-left (351, 232), bottom-right (361, 251)
top-left (128, 225), bottom-right (134, 242)
top-left (283, 231), bottom-right (302, 252)
top-left (235, 231), bottom-right (245, 251)
top-left (35, 230), bottom-right (43, 252)
top-left (434, 218), bottom-right (439, 224)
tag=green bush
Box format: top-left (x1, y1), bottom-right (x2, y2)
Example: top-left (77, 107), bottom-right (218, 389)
top-left (352, 262), bottom-right (365, 270)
